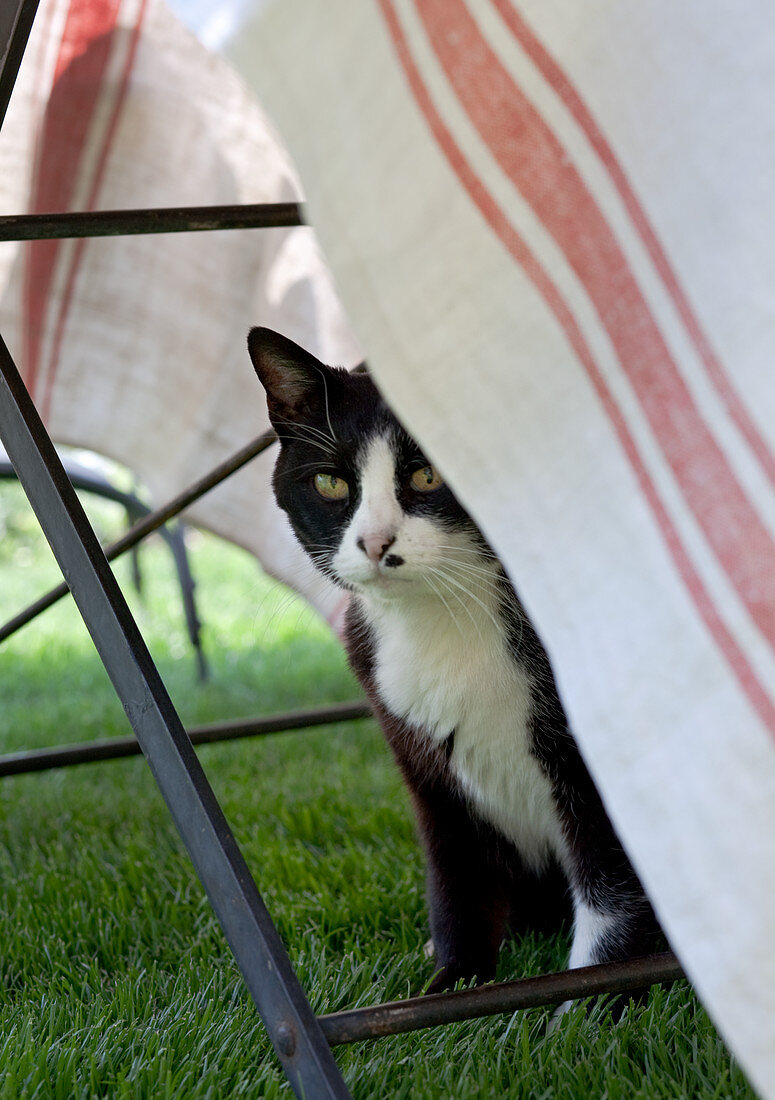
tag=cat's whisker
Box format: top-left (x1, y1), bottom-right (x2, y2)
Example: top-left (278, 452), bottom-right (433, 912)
top-left (248, 573), bottom-right (323, 644)
top-left (434, 555), bottom-right (504, 596)
top-left (294, 435), bottom-right (335, 456)
top-left (438, 558), bottom-right (503, 591)
top-left (283, 461), bottom-right (338, 477)
top-left (425, 565), bottom-right (487, 643)
top-left (432, 541), bottom-right (500, 561)
top-left (303, 366), bottom-right (339, 448)
top-left (273, 415), bottom-right (337, 448)
top-left (439, 558), bottom-right (529, 650)
top-left (306, 543), bottom-right (340, 558)
top-left (272, 418), bottom-right (339, 455)
top-left (305, 547), bottom-right (345, 584)
top-left (306, 555), bottom-right (334, 570)
top-left (424, 573), bottom-right (467, 638)
top-left (272, 424), bottom-right (331, 451)
top-left (442, 573), bottom-right (504, 610)
top-left (432, 566), bottom-right (503, 635)
top-left (298, 420), bottom-right (336, 446)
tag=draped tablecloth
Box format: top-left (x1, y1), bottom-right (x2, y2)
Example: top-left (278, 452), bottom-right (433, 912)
top-left (225, 3), bottom-right (775, 1095)
top-left (0, 0), bottom-right (362, 623)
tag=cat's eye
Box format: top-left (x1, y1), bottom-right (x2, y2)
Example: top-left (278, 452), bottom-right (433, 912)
top-left (313, 473), bottom-right (349, 501)
top-left (409, 464), bottom-right (444, 492)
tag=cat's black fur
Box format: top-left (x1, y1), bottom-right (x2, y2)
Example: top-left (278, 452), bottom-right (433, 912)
top-left (249, 326), bottom-right (663, 997)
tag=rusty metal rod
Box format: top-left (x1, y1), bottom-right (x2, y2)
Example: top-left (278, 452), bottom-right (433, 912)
top-left (0, 700), bottom-right (372, 777)
top-left (318, 952), bottom-right (684, 1045)
top-left (0, 202), bottom-right (304, 240)
top-left (0, 428), bottom-right (277, 643)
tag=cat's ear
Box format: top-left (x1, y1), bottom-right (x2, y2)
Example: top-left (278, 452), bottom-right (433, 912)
top-left (247, 327), bottom-right (329, 421)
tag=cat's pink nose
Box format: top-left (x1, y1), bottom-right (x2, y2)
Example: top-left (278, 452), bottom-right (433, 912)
top-left (358, 532), bottom-right (396, 563)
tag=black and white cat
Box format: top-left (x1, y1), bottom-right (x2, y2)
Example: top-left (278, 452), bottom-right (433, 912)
top-left (248, 327), bottom-right (663, 996)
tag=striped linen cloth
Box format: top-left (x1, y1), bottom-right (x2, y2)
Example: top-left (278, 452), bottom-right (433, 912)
top-left (225, 2), bottom-right (775, 1094)
top-left (0, 0), bottom-right (361, 624)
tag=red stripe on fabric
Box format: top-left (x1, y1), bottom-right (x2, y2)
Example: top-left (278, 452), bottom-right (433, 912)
top-left (23, 0), bottom-right (123, 400)
top-left (414, 0), bottom-right (775, 653)
top-left (40, 0), bottom-right (149, 422)
top-left (489, 0), bottom-right (775, 493)
top-left (24, 0), bottom-right (59, 164)
top-left (376, 0), bottom-right (775, 733)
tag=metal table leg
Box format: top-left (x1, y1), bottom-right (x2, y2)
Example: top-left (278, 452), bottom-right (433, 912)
top-left (0, 339), bottom-right (352, 1099)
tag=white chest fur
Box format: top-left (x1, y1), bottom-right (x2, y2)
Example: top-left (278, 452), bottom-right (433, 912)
top-left (365, 590), bottom-right (567, 872)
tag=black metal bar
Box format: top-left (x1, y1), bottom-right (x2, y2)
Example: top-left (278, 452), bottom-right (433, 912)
top-left (0, 575), bottom-right (80, 642)
top-left (0, 700), bottom-right (373, 777)
top-left (1, 451), bottom-right (208, 677)
top-left (318, 952), bottom-right (684, 1046)
top-left (0, 336), bottom-right (351, 1098)
top-left (0, 0), bottom-right (40, 129)
top-left (162, 522), bottom-right (208, 681)
top-left (0, 203), bottom-right (304, 241)
top-left (0, 428), bottom-right (277, 643)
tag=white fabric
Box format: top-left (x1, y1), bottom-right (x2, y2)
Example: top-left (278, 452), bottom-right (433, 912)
top-left (0, 0), bottom-right (361, 622)
top-left (225, 3), bottom-right (775, 1095)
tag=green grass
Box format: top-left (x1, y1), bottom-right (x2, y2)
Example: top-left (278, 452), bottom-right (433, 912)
top-left (0, 482), bottom-right (755, 1097)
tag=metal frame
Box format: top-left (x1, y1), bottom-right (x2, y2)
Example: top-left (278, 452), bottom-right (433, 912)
top-left (0, 426), bottom-right (277, 643)
top-left (0, 446), bottom-right (209, 678)
top-left (0, 700), bottom-right (372, 776)
top-left (0, 3), bottom-right (683, 1096)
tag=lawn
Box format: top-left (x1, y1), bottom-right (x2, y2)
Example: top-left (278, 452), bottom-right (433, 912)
top-left (0, 479), bottom-right (755, 1098)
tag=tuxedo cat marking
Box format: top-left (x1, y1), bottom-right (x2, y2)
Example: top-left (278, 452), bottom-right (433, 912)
top-left (248, 327), bottom-right (663, 996)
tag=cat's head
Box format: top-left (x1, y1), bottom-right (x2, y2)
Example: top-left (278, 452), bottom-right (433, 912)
top-left (248, 327), bottom-right (490, 601)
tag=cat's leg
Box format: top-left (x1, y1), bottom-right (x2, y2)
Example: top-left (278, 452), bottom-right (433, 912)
top-left (567, 887), bottom-right (662, 972)
top-left (562, 797), bottom-right (664, 973)
top-left (529, 705), bottom-right (664, 1014)
top-left (411, 782), bottom-right (512, 994)
top-left (507, 859), bottom-right (571, 939)
top-left (554, 865), bottom-right (664, 1022)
